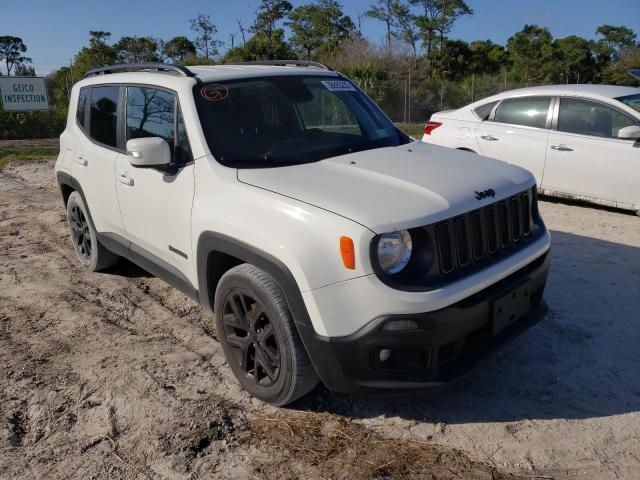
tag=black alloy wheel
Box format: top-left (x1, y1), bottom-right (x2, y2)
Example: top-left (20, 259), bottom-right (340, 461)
top-left (69, 204), bottom-right (92, 261)
top-left (222, 289), bottom-right (281, 387)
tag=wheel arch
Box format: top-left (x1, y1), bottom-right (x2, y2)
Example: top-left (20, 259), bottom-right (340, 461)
top-left (196, 232), bottom-right (311, 327)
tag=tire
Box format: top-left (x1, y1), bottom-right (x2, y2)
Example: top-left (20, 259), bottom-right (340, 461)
top-left (66, 191), bottom-right (118, 271)
top-left (214, 264), bottom-right (319, 406)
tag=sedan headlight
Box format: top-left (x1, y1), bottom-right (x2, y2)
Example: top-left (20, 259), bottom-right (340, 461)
top-left (377, 230), bottom-right (413, 274)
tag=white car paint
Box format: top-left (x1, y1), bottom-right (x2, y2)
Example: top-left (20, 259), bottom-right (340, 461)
top-left (422, 84), bottom-right (640, 213)
top-left (55, 65), bottom-right (551, 340)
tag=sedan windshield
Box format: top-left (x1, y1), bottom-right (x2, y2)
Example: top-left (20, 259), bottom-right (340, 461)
top-left (193, 75), bottom-right (409, 168)
top-left (615, 93), bottom-right (640, 114)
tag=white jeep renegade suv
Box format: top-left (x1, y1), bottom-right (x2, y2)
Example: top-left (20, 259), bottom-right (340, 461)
top-left (55, 61), bottom-right (551, 405)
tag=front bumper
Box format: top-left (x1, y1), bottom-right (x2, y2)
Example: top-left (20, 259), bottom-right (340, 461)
top-left (297, 251), bottom-right (550, 394)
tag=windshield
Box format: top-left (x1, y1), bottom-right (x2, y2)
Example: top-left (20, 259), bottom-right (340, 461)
top-left (194, 75), bottom-right (409, 168)
top-left (615, 93), bottom-right (640, 114)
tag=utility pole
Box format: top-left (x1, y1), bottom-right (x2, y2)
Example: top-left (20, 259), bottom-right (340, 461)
top-left (408, 68), bottom-right (411, 124)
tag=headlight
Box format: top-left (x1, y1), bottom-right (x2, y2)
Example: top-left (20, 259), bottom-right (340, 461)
top-left (377, 230), bottom-right (412, 274)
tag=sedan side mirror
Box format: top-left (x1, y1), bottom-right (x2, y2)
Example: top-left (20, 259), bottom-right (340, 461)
top-left (126, 137), bottom-right (171, 167)
top-left (618, 125), bottom-right (640, 140)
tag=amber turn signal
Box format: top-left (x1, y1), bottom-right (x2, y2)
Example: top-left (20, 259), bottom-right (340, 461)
top-left (340, 236), bottom-right (355, 270)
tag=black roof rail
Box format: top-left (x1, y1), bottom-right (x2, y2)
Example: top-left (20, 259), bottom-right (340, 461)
top-left (225, 60), bottom-right (332, 71)
top-left (85, 62), bottom-right (195, 78)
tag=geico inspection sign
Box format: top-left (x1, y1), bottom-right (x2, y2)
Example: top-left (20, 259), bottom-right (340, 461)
top-left (0, 76), bottom-right (50, 111)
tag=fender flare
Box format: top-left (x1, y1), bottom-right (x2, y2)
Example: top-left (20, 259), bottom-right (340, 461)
top-left (195, 231), bottom-right (313, 328)
top-left (56, 171), bottom-right (99, 234)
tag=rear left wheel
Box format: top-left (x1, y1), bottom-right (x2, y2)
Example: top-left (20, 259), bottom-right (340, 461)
top-left (214, 264), bottom-right (319, 406)
top-left (66, 191), bottom-right (118, 271)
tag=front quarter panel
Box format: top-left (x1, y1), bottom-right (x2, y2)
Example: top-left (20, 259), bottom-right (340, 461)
top-left (191, 157), bottom-right (375, 322)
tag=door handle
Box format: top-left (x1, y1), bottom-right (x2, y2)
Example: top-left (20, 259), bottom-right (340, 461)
top-left (75, 155), bottom-right (88, 166)
top-left (117, 173), bottom-right (134, 186)
top-left (551, 144), bottom-right (573, 151)
top-left (480, 135), bottom-right (498, 141)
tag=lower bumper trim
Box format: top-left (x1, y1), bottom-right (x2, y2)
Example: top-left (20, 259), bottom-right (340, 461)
top-left (297, 252), bottom-right (550, 394)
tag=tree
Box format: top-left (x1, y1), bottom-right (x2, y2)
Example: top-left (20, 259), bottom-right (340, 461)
top-left (162, 36), bottom-right (196, 63)
top-left (114, 36), bottom-right (160, 63)
top-left (0, 36), bottom-right (31, 75)
top-left (391, 1), bottom-right (418, 58)
top-left (72, 32), bottom-right (117, 77)
top-left (190, 13), bottom-right (221, 63)
top-left (365, 0), bottom-right (396, 54)
top-left (507, 25), bottom-right (554, 85)
top-left (253, 0), bottom-right (293, 39)
top-left (468, 40), bottom-right (508, 75)
top-left (596, 25), bottom-right (636, 51)
top-left (286, 0), bottom-right (354, 60)
top-left (224, 30), bottom-right (295, 61)
top-left (552, 36), bottom-right (597, 83)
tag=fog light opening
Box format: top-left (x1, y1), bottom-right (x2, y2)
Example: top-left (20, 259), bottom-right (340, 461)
top-left (379, 348), bottom-right (392, 362)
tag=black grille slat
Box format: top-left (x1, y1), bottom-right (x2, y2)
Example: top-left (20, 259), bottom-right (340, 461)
top-left (497, 202), bottom-right (510, 247)
top-left (521, 193), bottom-right (531, 235)
top-left (435, 223), bottom-right (455, 273)
top-left (484, 206), bottom-right (498, 254)
top-left (433, 188), bottom-right (537, 275)
top-left (510, 197), bottom-right (522, 241)
top-left (469, 211), bottom-right (485, 260)
top-left (454, 217), bottom-right (471, 267)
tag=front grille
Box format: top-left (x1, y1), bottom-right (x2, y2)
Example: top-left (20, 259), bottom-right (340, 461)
top-left (434, 189), bottom-right (535, 275)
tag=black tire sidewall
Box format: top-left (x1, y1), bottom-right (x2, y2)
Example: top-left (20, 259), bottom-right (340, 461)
top-left (214, 268), bottom-right (295, 404)
top-left (66, 192), bottom-right (98, 270)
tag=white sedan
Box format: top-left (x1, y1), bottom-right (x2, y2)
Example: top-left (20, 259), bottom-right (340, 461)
top-left (422, 85), bottom-right (640, 214)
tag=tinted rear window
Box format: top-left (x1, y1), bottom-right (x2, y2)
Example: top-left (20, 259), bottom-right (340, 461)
top-left (89, 86), bottom-right (119, 147)
top-left (473, 101), bottom-right (498, 120)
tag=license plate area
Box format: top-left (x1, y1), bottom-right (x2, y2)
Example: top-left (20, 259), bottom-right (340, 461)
top-left (492, 282), bottom-right (531, 335)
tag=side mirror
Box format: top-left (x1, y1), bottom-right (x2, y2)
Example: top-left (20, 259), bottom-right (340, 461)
top-left (126, 137), bottom-right (171, 167)
top-left (618, 125), bottom-right (640, 140)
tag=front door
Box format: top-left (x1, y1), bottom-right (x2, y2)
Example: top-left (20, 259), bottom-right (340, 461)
top-left (114, 85), bottom-right (196, 283)
top-left (475, 96), bottom-right (553, 185)
top-left (542, 97), bottom-right (640, 208)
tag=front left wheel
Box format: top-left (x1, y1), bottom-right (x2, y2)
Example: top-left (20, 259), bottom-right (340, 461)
top-left (214, 264), bottom-right (319, 406)
top-left (66, 191), bottom-right (118, 271)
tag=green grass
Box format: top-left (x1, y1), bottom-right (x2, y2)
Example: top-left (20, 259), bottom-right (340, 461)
top-left (0, 147), bottom-right (58, 171)
top-left (395, 123), bottom-right (425, 139)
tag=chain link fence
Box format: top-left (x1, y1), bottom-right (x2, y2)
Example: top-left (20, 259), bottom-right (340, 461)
top-left (0, 111), bottom-right (66, 141)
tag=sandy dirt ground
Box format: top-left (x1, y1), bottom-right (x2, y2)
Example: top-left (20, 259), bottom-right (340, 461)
top-left (0, 160), bottom-right (638, 479)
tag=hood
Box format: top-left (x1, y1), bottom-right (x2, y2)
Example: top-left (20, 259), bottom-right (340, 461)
top-left (237, 142), bottom-right (534, 233)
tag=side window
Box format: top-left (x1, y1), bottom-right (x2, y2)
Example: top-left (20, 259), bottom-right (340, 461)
top-left (126, 86), bottom-right (175, 154)
top-left (76, 87), bottom-right (88, 129)
top-left (557, 98), bottom-right (639, 138)
top-left (493, 97), bottom-right (551, 129)
top-left (89, 86), bottom-right (119, 147)
top-left (473, 101), bottom-right (498, 120)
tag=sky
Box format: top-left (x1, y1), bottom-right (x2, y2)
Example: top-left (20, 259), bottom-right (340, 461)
top-left (3, 0), bottom-right (640, 75)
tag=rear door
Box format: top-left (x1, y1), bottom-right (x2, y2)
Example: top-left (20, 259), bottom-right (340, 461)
top-left (114, 85), bottom-right (196, 282)
top-left (72, 85), bottom-right (126, 236)
top-left (474, 96), bottom-right (553, 184)
top-left (542, 97), bottom-right (640, 208)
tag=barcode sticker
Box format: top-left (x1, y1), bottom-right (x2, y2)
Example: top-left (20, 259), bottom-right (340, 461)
top-left (321, 80), bottom-right (357, 92)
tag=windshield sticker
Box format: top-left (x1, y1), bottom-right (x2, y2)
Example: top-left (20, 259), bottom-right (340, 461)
top-left (321, 80), bottom-right (357, 92)
top-left (201, 84), bottom-right (229, 102)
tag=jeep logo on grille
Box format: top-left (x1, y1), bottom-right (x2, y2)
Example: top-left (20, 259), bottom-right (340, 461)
top-left (475, 189), bottom-right (495, 200)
